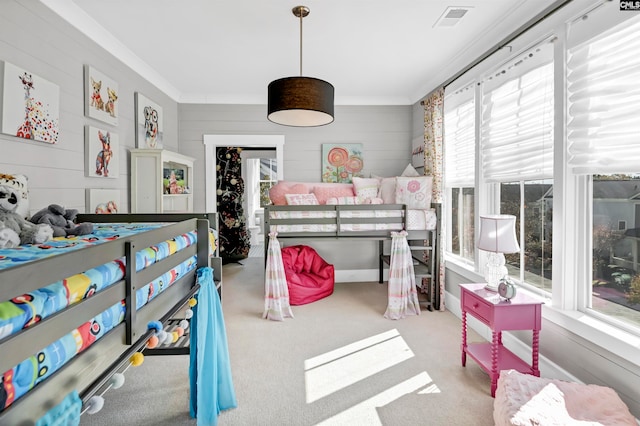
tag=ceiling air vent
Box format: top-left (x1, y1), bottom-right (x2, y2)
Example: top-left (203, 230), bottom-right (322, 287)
top-left (434, 6), bottom-right (472, 28)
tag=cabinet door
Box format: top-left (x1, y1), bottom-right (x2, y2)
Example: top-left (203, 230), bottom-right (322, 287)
top-left (132, 155), bottom-right (161, 213)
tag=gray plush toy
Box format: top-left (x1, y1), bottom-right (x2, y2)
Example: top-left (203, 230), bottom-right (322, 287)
top-left (29, 204), bottom-right (94, 237)
top-left (0, 184), bottom-right (54, 248)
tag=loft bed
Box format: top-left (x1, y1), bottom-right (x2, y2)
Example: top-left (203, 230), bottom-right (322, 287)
top-left (263, 203), bottom-right (441, 310)
top-left (0, 213), bottom-right (220, 425)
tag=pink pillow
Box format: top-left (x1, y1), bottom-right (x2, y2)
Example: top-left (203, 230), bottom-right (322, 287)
top-left (285, 193), bottom-right (319, 205)
top-left (312, 185), bottom-right (355, 204)
top-left (395, 176), bottom-right (432, 209)
top-left (377, 177), bottom-right (396, 204)
top-left (269, 182), bottom-right (309, 205)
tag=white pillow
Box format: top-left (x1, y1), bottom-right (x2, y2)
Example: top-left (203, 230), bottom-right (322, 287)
top-left (352, 177), bottom-right (380, 200)
top-left (395, 176), bottom-right (432, 209)
top-left (401, 164), bottom-right (420, 177)
top-left (285, 193), bottom-right (319, 205)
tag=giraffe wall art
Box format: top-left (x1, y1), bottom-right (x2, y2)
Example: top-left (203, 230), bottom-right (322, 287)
top-left (0, 61), bottom-right (60, 144)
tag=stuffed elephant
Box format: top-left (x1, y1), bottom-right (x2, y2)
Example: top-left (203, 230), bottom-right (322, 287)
top-left (29, 204), bottom-right (93, 237)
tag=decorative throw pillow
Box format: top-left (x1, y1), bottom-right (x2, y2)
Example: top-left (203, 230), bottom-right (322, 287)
top-left (352, 177), bottom-right (380, 200)
top-left (269, 182), bottom-right (309, 205)
top-left (395, 176), bottom-right (432, 209)
top-left (401, 164), bottom-right (420, 177)
top-left (285, 193), bottom-right (319, 205)
top-left (312, 185), bottom-right (355, 205)
top-left (377, 177), bottom-right (397, 204)
top-left (326, 196), bottom-right (359, 205)
top-left (0, 173), bottom-right (29, 218)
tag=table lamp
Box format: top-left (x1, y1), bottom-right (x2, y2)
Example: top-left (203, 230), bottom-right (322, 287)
top-left (477, 214), bottom-right (520, 291)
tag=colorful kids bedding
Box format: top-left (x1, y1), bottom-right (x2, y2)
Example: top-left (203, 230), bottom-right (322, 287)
top-left (0, 222), bottom-right (209, 412)
top-left (0, 223), bottom-right (201, 341)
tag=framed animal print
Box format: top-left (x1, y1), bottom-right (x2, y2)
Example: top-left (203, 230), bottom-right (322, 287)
top-left (86, 188), bottom-right (120, 214)
top-left (0, 61), bottom-right (60, 143)
top-left (85, 125), bottom-right (119, 179)
top-left (84, 66), bottom-right (118, 126)
top-left (135, 92), bottom-right (163, 149)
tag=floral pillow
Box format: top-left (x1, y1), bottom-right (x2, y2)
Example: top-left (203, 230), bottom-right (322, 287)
top-left (352, 177), bottom-right (380, 200)
top-left (395, 176), bottom-right (432, 209)
top-left (285, 193), bottom-right (319, 205)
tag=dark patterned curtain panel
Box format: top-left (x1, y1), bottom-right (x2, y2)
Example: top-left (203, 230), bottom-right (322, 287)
top-left (216, 147), bottom-right (250, 263)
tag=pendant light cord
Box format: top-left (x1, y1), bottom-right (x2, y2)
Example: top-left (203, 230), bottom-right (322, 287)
top-left (299, 11), bottom-right (303, 76)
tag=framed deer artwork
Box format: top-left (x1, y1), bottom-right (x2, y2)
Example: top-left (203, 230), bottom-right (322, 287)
top-left (85, 126), bottom-right (119, 179)
top-left (0, 61), bottom-right (60, 144)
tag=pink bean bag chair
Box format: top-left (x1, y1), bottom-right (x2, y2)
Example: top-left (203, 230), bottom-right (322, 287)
top-left (280, 245), bottom-right (335, 305)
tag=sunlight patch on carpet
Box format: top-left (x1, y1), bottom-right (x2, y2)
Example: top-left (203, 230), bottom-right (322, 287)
top-left (315, 372), bottom-right (435, 426)
top-left (304, 329), bottom-right (414, 403)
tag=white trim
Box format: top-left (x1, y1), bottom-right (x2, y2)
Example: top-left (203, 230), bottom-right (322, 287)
top-left (40, 0), bottom-right (181, 101)
top-left (203, 135), bottom-right (285, 213)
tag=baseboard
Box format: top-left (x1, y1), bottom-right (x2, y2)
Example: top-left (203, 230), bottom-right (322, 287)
top-left (444, 290), bottom-right (583, 384)
top-left (335, 268), bottom-right (388, 283)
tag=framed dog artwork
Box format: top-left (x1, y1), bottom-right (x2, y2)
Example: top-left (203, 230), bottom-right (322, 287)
top-left (85, 125), bottom-right (119, 179)
top-left (135, 92), bottom-right (163, 149)
top-left (84, 66), bottom-right (118, 126)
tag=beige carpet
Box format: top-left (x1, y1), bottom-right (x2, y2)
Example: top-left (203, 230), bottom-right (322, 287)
top-left (82, 257), bottom-right (494, 426)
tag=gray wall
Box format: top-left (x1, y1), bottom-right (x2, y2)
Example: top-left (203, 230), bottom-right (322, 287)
top-left (0, 1), bottom-right (178, 214)
top-left (178, 103), bottom-right (414, 269)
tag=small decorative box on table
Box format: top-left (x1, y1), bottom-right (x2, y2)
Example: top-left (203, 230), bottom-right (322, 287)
top-left (460, 283), bottom-right (543, 397)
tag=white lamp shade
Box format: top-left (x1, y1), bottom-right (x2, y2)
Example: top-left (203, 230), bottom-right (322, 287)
top-left (477, 215), bottom-right (520, 254)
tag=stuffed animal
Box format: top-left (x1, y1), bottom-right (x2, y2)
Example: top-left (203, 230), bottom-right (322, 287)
top-left (29, 204), bottom-right (93, 237)
top-left (0, 184), bottom-right (54, 248)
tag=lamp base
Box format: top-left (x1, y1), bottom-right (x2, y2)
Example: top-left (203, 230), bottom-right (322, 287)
top-left (484, 252), bottom-right (508, 292)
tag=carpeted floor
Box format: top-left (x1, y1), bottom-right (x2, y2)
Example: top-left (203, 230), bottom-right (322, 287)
top-left (82, 257), bottom-right (494, 426)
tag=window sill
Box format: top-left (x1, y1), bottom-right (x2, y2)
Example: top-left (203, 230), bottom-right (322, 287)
top-left (542, 305), bottom-right (640, 367)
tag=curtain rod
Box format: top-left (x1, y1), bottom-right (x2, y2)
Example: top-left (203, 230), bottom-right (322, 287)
top-left (420, 0), bottom-right (574, 105)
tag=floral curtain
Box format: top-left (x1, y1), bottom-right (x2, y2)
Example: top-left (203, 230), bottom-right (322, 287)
top-left (423, 88), bottom-right (446, 311)
top-left (216, 147), bottom-right (250, 263)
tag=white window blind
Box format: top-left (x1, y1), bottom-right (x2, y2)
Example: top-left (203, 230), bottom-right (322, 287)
top-left (444, 98), bottom-right (475, 187)
top-left (567, 15), bottom-right (640, 175)
top-left (481, 62), bottom-right (554, 182)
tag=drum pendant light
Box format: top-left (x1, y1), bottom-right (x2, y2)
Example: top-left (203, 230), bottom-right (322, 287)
top-left (268, 6), bottom-right (334, 127)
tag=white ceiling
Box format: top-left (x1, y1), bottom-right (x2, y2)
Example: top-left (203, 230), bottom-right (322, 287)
top-left (41, 0), bottom-right (559, 105)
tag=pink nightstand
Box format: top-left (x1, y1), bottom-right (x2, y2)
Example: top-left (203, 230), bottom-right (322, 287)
top-left (460, 283), bottom-right (544, 397)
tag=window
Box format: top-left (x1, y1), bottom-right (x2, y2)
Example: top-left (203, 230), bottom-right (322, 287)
top-left (481, 51), bottom-right (554, 292)
top-left (567, 14), bottom-right (640, 328)
top-left (259, 158), bottom-right (277, 207)
top-left (444, 96), bottom-right (475, 261)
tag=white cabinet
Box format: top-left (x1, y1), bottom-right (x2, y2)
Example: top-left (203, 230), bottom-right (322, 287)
top-left (130, 149), bottom-right (195, 213)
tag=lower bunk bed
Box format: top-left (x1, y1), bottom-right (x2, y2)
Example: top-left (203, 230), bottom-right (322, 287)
top-left (264, 203), bottom-right (441, 310)
top-left (0, 213), bottom-right (220, 425)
